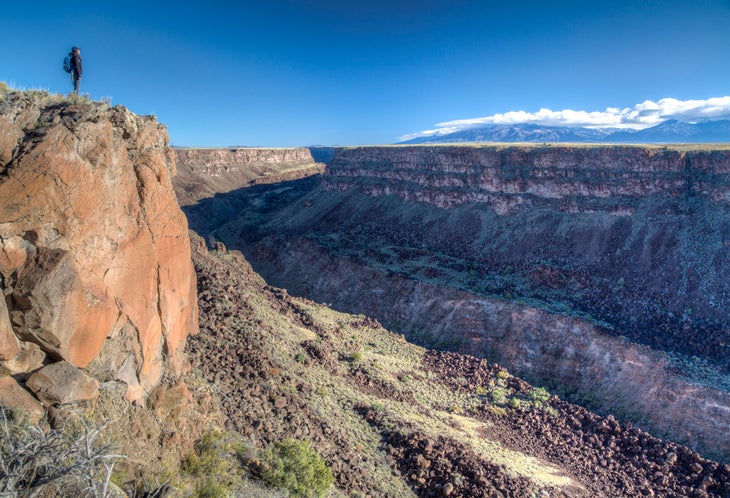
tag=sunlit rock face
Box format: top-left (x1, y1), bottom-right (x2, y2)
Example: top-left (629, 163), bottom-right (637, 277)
top-left (0, 91), bottom-right (198, 403)
top-left (324, 145), bottom-right (730, 214)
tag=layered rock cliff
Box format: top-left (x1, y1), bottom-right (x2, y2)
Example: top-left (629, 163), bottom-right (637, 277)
top-left (324, 145), bottom-right (730, 214)
top-left (173, 147), bottom-right (323, 239)
top-left (174, 146), bottom-right (323, 204)
top-left (0, 90), bottom-right (198, 403)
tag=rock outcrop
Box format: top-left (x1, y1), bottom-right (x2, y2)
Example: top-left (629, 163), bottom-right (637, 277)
top-left (0, 90), bottom-right (198, 404)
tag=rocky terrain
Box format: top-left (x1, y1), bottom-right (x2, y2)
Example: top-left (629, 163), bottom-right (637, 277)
top-left (178, 144), bottom-right (730, 463)
top-left (4, 88), bottom-right (730, 497)
top-left (187, 232), bottom-right (730, 497)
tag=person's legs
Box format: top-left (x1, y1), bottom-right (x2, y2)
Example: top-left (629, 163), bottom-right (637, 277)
top-left (73, 73), bottom-right (80, 93)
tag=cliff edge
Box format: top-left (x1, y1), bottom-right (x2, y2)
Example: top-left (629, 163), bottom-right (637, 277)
top-left (0, 90), bottom-right (198, 404)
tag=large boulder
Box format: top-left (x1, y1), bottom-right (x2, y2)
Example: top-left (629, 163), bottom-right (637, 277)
top-left (26, 361), bottom-right (99, 406)
top-left (0, 91), bottom-right (198, 402)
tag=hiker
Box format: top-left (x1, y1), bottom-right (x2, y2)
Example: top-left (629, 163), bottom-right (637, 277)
top-left (69, 46), bottom-right (82, 93)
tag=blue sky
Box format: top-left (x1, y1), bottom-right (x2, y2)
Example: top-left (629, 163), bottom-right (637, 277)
top-left (2, 0), bottom-right (729, 146)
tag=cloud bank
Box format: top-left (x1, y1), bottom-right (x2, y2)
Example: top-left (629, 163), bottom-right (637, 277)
top-left (400, 96), bottom-right (730, 141)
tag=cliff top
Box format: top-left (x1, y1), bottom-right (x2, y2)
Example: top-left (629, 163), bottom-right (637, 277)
top-left (336, 142), bottom-right (730, 151)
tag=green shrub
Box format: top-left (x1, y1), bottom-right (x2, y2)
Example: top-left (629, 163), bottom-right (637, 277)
top-left (490, 406), bottom-right (507, 417)
top-left (544, 406), bottom-right (559, 418)
top-left (495, 369), bottom-right (509, 380)
top-left (259, 439), bottom-right (333, 497)
top-left (490, 388), bottom-right (507, 406)
top-left (182, 430), bottom-right (244, 497)
top-left (527, 387), bottom-right (551, 405)
top-left (351, 351), bottom-right (363, 363)
top-left (371, 402), bottom-right (386, 412)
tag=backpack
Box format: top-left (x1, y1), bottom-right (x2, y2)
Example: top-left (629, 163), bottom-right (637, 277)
top-left (63, 54), bottom-right (72, 73)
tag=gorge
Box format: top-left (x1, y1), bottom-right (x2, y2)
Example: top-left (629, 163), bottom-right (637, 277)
top-left (177, 144), bottom-right (730, 462)
top-left (3, 86), bottom-right (730, 496)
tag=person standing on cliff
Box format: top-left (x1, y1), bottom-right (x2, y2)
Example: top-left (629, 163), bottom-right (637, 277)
top-left (69, 46), bottom-right (82, 93)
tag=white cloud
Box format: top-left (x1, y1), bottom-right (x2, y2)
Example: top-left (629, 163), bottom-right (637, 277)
top-left (400, 96), bottom-right (730, 141)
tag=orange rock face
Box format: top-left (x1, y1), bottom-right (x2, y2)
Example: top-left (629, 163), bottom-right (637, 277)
top-left (0, 92), bottom-right (198, 402)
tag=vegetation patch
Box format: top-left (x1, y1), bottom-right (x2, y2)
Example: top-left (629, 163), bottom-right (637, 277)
top-left (256, 439), bottom-right (333, 498)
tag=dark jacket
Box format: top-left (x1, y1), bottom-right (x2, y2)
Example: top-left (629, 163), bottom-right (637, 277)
top-left (71, 52), bottom-right (82, 77)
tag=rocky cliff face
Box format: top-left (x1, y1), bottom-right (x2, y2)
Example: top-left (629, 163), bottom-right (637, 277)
top-left (320, 145), bottom-right (730, 369)
top-left (324, 145), bottom-right (730, 214)
top-left (0, 91), bottom-right (198, 404)
top-left (174, 147), bottom-right (323, 206)
top-left (173, 147), bottom-right (323, 240)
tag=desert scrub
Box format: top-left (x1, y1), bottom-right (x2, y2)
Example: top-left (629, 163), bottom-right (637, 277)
top-left (258, 439), bottom-right (333, 497)
top-left (0, 407), bottom-right (124, 497)
top-left (182, 430), bottom-right (245, 497)
top-left (527, 387), bottom-right (551, 405)
top-left (490, 388), bottom-right (508, 406)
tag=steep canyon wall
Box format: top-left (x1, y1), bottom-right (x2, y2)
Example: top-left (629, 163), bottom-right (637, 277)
top-left (173, 147), bottom-right (323, 237)
top-left (324, 145), bottom-right (730, 214)
top-left (320, 145), bottom-right (730, 369)
top-left (0, 91), bottom-right (198, 405)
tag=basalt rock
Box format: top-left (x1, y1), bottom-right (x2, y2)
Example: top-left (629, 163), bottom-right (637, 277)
top-left (26, 361), bottom-right (99, 406)
top-left (0, 91), bottom-right (198, 402)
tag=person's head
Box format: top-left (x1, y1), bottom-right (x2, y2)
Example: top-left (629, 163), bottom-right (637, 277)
top-left (72, 46), bottom-right (80, 54)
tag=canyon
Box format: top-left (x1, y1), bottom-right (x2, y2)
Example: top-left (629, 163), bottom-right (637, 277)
top-left (177, 144), bottom-right (730, 462)
top-left (3, 87), bottom-right (730, 496)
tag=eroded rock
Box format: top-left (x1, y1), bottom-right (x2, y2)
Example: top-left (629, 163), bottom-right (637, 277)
top-left (0, 295), bottom-right (19, 360)
top-left (26, 361), bottom-right (99, 405)
top-left (0, 90), bottom-right (198, 402)
top-left (0, 376), bottom-right (44, 423)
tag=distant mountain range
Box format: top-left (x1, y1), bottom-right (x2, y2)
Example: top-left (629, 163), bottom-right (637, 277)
top-left (398, 119), bottom-right (730, 144)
